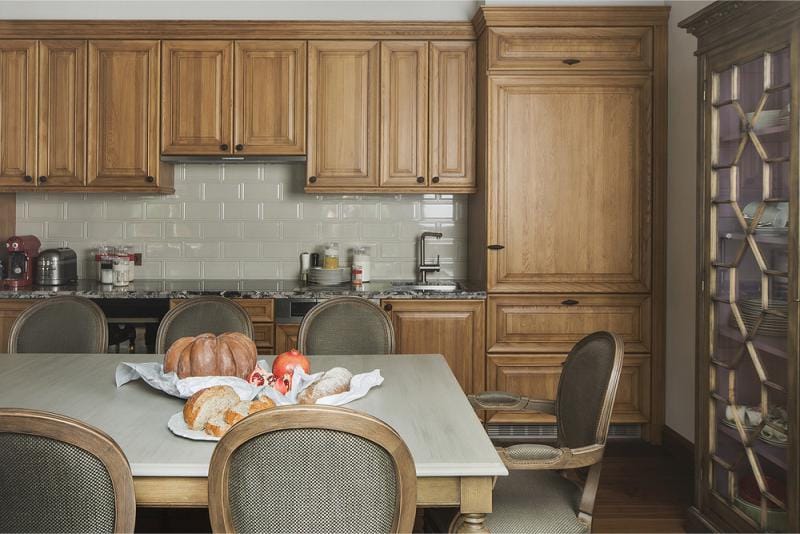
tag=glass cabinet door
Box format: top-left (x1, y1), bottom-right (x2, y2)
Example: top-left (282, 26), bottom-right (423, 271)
top-left (708, 45), bottom-right (792, 532)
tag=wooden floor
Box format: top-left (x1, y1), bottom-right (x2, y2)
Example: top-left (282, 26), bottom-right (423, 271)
top-left (136, 441), bottom-right (692, 533)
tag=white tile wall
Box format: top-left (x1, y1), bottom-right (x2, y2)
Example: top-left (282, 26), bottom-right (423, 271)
top-left (15, 164), bottom-right (468, 280)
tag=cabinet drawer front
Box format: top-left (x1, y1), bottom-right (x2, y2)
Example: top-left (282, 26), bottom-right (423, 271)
top-left (488, 27), bottom-right (652, 71)
top-left (486, 354), bottom-right (650, 424)
top-left (488, 295), bottom-right (650, 353)
top-left (233, 299), bottom-right (274, 323)
top-left (252, 323), bottom-right (275, 349)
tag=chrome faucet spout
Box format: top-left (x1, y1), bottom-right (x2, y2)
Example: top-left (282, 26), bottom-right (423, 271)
top-left (418, 232), bottom-right (443, 283)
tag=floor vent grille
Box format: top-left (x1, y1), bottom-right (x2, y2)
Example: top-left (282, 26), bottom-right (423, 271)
top-left (486, 423), bottom-right (642, 440)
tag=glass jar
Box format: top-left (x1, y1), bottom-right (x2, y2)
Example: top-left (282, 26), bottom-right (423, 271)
top-left (323, 243), bottom-right (339, 270)
top-left (112, 255), bottom-right (129, 287)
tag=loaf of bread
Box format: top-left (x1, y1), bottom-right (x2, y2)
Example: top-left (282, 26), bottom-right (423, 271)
top-left (183, 385), bottom-right (240, 431)
top-left (297, 367), bottom-right (352, 404)
top-left (223, 399), bottom-right (275, 426)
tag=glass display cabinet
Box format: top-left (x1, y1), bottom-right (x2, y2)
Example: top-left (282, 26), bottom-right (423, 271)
top-left (681, 2), bottom-right (800, 532)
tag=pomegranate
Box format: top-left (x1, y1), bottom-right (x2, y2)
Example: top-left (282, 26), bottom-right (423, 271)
top-left (271, 349), bottom-right (310, 395)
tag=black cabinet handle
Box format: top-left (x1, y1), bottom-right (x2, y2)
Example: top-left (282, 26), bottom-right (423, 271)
top-left (416, 176), bottom-right (425, 184)
top-left (38, 176), bottom-right (47, 183)
top-left (562, 58), bottom-right (581, 66)
top-left (220, 144), bottom-right (229, 151)
top-left (487, 244), bottom-right (505, 250)
top-left (146, 176), bottom-right (155, 183)
top-left (308, 176), bottom-right (317, 184)
top-left (23, 175), bottom-right (32, 183)
top-left (383, 303), bottom-right (393, 312)
top-left (235, 144), bottom-right (244, 151)
top-left (432, 176), bottom-right (440, 184)
top-left (561, 299), bottom-right (579, 306)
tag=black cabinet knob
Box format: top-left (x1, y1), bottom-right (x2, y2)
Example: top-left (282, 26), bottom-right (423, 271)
top-left (432, 176), bottom-right (440, 184)
top-left (38, 176), bottom-right (47, 183)
top-left (309, 176), bottom-right (317, 183)
top-left (561, 299), bottom-right (579, 306)
top-left (220, 144), bottom-right (229, 151)
top-left (487, 244), bottom-right (505, 250)
top-left (146, 176), bottom-right (155, 183)
top-left (562, 58), bottom-right (581, 66)
top-left (384, 303), bottom-right (393, 312)
top-left (235, 144), bottom-right (244, 151)
top-left (23, 175), bottom-right (32, 182)
top-left (416, 176), bottom-right (425, 184)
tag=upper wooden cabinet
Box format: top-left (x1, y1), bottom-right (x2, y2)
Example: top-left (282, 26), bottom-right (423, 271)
top-left (87, 40), bottom-right (162, 189)
top-left (486, 75), bottom-right (652, 293)
top-left (161, 40), bottom-right (233, 155)
top-left (430, 41), bottom-right (476, 188)
top-left (380, 41), bottom-right (428, 187)
top-left (307, 41), bottom-right (380, 189)
top-left (0, 40), bottom-right (36, 188)
top-left (38, 40), bottom-right (86, 188)
top-left (234, 41), bottom-right (306, 155)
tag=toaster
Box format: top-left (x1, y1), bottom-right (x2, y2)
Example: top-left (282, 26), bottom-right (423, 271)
top-left (35, 248), bottom-right (78, 285)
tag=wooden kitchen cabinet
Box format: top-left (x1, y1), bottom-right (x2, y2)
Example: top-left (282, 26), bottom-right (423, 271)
top-left (429, 41), bottom-right (475, 189)
top-left (0, 41), bottom-right (36, 188)
top-left (307, 41), bottom-right (380, 189)
top-left (0, 300), bottom-right (34, 354)
top-left (38, 40), bottom-right (86, 188)
top-left (380, 41), bottom-right (428, 188)
top-left (234, 41), bottom-right (306, 155)
top-left (87, 40), bottom-right (162, 189)
top-left (275, 323), bottom-right (300, 355)
top-left (382, 299), bottom-right (484, 394)
top-left (161, 40), bottom-right (233, 155)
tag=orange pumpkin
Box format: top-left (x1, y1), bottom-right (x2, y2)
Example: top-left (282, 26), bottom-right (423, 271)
top-left (164, 332), bottom-right (257, 379)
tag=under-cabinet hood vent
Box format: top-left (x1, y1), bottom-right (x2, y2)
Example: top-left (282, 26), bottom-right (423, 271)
top-left (161, 155), bottom-right (307, 164)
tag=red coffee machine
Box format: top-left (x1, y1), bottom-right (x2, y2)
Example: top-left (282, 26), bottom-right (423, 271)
top-left (4, 235), bottom-right (41, 288)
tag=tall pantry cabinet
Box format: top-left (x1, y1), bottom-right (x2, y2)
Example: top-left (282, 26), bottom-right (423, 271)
top-left (469, 7), bottom-right (668, 441)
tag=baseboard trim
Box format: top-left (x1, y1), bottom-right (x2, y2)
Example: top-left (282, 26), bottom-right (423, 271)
top-left (686, 506), bottom-right (721, 533)
top-left (662, 425), bottom-right (694, 467)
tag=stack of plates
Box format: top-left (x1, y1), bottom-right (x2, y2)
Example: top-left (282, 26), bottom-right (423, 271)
top-left (309, 267), bottom-right (349, 286)
top-left (737, 299), bottom-right (788, 337)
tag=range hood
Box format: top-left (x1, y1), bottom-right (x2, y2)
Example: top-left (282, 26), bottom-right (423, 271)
top-left (161, 155), bottom-right (306, 164)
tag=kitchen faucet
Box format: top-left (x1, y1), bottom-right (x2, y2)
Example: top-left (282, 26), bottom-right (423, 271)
top-left (418, 232), bottom-right (443, 283)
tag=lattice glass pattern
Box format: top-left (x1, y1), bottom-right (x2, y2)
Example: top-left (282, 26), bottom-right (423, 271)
top-left (708, 48), bottom-right (791, 532)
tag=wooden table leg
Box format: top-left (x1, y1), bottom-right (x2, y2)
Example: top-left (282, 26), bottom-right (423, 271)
top-left (452, 513), bottom-right (489, 533)
top-left (450, 476), bottom-right (493, 533)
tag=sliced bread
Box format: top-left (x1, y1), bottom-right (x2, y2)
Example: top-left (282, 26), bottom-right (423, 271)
top-left (183, 385), bottom-right (240, 431)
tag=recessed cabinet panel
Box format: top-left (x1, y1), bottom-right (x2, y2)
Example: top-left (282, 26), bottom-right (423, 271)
top-left (88, 40), bottom-right (160, 187)
top-left (380, 41), bottom-right (428, 187)
top-left (307, 41), bottom-right (379, 188)
top-left (234, 41), bottom-right (306, 155)
top-left (38, 40), bottom-right (86, 187)
top-left (0, 41), bottom-right (36, 187)
top-left (430, 41), bottom-right (476, 188)
top-left (162, 40), bottom-right (233, 155)
top-left (275, 323), bottom-right (300, 355)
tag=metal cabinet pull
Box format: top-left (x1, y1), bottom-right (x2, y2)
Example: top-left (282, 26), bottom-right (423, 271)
top-left (38, 176), bottom-right (47, 184)
top-left (383, 303), bottom-right (393, 311)
top-left (146, 176), bottom-right (155, 183)
top-left (308, 176), bottom-right (317, 183)
top-left (416, 176), bottom-right (425, 184)
top-left (220, 143), bottom-right (229, 151)
top-left (432, 176), bottom-right (440, 183)
top-left (487, 244), bottom-right (505, 250)
top-left (562, 58), bottom-right (581, 66)
top-left (561, 299), bottom-right (579, 306)
top-left (235, 144), bottom-right (244, 151)
top-left (23, 175), bottom-right (32, 183)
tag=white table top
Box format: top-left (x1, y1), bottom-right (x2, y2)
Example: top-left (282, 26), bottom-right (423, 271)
top-left (0, 353), bottom-right (507, 479)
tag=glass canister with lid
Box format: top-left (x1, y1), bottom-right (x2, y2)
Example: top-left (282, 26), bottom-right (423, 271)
top-left (323, 242), bottom-right (340, 269)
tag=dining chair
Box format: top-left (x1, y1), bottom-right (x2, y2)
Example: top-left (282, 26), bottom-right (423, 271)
top-left (431, 331), bottom-right (624, 533)
top-left (0, 408), bottom-right (136, 533)
top-left (8, 296), bottom-right (108, 354)
top-left (155, 296), bottom-right (254, 353)
top-left (297, 297), bottom-right (395, 355)
top-left (208, 404), bottom-right (416, 533)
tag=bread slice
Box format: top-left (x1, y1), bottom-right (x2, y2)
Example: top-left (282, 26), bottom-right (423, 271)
top-left (224, 398), bottom-right (276, 425)
top-left (183, 385), bottom-right (240, 431)
top-left (204, 415), bottom-right (230, 437)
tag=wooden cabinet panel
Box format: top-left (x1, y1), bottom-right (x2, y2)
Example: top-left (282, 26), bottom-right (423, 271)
top-left (430, 41), bottom-right (475, 189)
top-left (275, 323), bottom-right (300, 355)
top-left (0, 301), bottom-right (34, 353)
top-left (487, 75), bottom-right (652, 293)
top-left (382, 299), bottom-right (484, 394)
top-left (488, 294), bottom-right (651, 353)
top-left (380, 41), bottom-right (428, 187)
top-left (252, 323), bottom-right (274, 351)
top-left (88, 40), bottom-right (160, 188)
top-left (162, 40), bottom-right (233, 155)
top-left (233, 299), bottom-right (274, 323)
top-left (234, 41), bottom-right (306, 155)
top-left (0, 41), bottom-right (36, 188)
top-left (38, 40), bottom-right (86, 187)
top-left (487, 27), bottom-right (653, 71)
top-left (307, 41), bottom-right (379, 188)
top-left (486, 353), bottom-right (650, 424)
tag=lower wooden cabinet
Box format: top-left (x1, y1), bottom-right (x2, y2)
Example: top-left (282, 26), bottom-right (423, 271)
top-left (486, 353), bottom-right (650, 425)
top-left (381, 299), bottom-right (484, 394)
top-left (275, 323), bottom-right (300, 355)
top-left (0, 300), bottom-right (35, 353)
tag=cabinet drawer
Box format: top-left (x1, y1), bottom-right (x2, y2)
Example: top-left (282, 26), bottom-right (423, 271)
top-left (486, 353), bottom-right (650, 424)
top-left (252, 323), bottom-right (275, 350)
top-left (488, 27), bottom-right (653, 71)
top-left (488, 295), bottom-right (650, 353)
top-left (234, 299), bottom-right (274, 323)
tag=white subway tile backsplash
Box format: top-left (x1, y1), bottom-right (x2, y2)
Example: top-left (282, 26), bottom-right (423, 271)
top-left (15, 163), bottom-right (467, 280)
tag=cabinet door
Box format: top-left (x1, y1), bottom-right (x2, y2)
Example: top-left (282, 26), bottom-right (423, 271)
top-left (88, 40), bottom-right (160, 187)
top-left (430, 41), bottom-right (475, 189)
top-left (162, 41), bottom-right (233, 155)
top-left (0, 301), bottom-right (34, 353)
top-left (307, 41), bottom-right (379, 188)
top-left (380, 41), bottom-right (428, 187)
top-left (0, 41), bottom-right (36, 188)
top-left (486, 353), bottom-right (650, 425)
top-left (383, 299), bottom-right (484, 394)
top-left (275, 323), bottom-right (300, 355)
top-left (488, 75), bottom-right (652, 293)
top-left (235, 41), bottom-right (305, 155)
top-left (38, 41), bottom-right (86, 187)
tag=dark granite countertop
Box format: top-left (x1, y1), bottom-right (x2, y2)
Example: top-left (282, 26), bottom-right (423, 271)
top-left (0, 279), bottom-right (486, 300)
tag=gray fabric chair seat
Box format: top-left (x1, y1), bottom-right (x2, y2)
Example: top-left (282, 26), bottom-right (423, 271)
top-left (487, 470), bottom-right (589, 534)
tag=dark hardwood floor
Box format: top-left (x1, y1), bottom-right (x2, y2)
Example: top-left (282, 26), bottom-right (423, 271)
top-left (136, 441), bottom-right (692, 533)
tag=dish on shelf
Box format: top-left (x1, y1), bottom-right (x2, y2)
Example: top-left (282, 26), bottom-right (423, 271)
top-left (742, 201), bottom-right (789, 228)
top-left (735, 475), bottom-right (788, 532)
top-left (308, 267), bottom-right (350, 286)
top-left (745, 109), bottom-right (790, 130)
top-left (728, 298), bottom-right (788, 337)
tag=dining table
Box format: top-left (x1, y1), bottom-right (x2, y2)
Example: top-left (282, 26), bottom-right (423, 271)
top-left (0, 353), bottom-right (507, 533)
